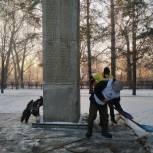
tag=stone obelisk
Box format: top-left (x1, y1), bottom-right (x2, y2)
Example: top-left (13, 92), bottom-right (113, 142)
top-left (42, 0), bottom-right (80, 122)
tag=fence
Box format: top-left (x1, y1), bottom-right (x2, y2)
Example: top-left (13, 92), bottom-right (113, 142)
top-left (80, 80), bottom-right (153, 89)
top-left (124, 80), bottom-right (153, 89)
top-left (0, 82), bottom-right (43, 89)
top-left (0, 80), bottom-right (153, 89)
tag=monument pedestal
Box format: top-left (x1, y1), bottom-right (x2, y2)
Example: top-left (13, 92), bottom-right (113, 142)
top-left (43, 84), bottom-right (80, 122)
top-left (32, 115), bottom-right (88, 129)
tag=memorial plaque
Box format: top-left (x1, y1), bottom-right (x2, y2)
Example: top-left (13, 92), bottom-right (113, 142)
top-left (42, 0), bottom-right (80, 122)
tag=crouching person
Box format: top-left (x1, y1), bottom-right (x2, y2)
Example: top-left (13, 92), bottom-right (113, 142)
top-left (86, 79), bottom-right (123, 138)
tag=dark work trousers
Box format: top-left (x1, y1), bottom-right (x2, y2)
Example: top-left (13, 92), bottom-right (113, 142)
top-left (107, 97), bottom-right (123, 120)
top-left (88, 99), bottom-right (108, 133)
top-left (99, 104), bottom-right (115, 122)
top-left (99, 97), bottom-right (122, 125)
top-left (109, 105), bottom-right (115, 120)
top-left (108, 97), bottom-right (123, 112)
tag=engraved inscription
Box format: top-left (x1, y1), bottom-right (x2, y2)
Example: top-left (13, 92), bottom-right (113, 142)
top-left (45, 40), bottom-right (75, 83)
top-left (43, 0), bottom-right (79, 84)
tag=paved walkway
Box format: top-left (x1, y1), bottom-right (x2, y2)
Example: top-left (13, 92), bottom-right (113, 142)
top-left (0, 113), bottom-right (150, 153)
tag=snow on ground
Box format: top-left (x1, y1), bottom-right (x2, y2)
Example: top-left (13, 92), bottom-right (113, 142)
top-left (0, 88), bottom-right (153, 152)
top-left (81, 89), bottom-right (153, 129)
top-left (0, 89), bottom-right (43, 113)
top-left (0, 88), bottom-right (153, 134)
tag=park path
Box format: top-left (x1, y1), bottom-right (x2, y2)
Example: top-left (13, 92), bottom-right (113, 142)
top-left (0, 113), bottom-right (150, 153)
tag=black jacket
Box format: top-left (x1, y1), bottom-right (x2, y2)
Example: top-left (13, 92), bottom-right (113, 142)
top-left (94, 80), bottom-right (108, 102)
top-left (93, 80), bottom-right (123, 112)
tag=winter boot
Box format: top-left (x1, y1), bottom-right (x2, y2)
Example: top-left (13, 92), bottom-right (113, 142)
top-left (85, 128), bottom-right (92, 138)
top-left (111, 118), bottom-right (117, 124)
top-left (101, 131), bottom-right (112, 138)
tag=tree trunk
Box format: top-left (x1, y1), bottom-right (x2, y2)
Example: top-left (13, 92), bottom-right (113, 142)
top-left (124, 27), bottom-right (132, 88)
top-left (86, 0), bottom-right (92, 92)
top-left (132, 2), bottom-right (137, 95)
top-left (1, 54), bottom-right (5, 93)
top-left (3, 33), bottom-right (14, 87)
top-left (20, 43), bottom-right (26, 88)
top-left (110, 0), bottom-right (116, 78)
top-left (12, 51), bottom-right (19, 89)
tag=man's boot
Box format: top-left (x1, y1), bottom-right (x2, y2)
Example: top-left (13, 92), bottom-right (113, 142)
top-left (85, 128), bottom-right (92, 138)
top-left (101, 131), bottom-right (112, 138)
top-left (111, 117), bottom-right (117, 124)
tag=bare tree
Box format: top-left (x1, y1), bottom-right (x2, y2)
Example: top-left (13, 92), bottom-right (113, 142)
top-left (110, 0), bottom-right (116, 78)
top-left (86, 0), bottom-right (92, 92)
top-left (0, 0), bottom-right (42, 91)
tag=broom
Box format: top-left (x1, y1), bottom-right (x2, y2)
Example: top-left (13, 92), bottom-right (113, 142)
top-left (108, 102), bottom-right (153, 132)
